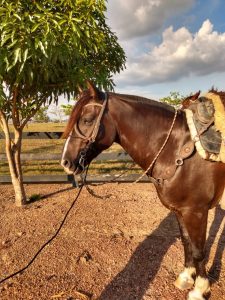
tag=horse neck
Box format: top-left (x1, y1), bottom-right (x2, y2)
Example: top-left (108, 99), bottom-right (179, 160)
top-left (108, 95), bottom-right (183, 170)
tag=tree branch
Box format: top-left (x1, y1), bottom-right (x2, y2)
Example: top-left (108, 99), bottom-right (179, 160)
top-left (0, 110), bottom-right (11, 141)
top-left (11, 87), bottom-right (20, 129)
top-left (0, 111), bottom-right (4, 131)
top-left (20, 97), bottom-right (46, 130)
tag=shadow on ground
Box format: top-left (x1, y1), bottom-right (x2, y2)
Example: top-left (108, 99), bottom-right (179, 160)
top-left (27, 186), bottom-right (74, 204)
top-left (99, 206), bottom-right (225, 300)
top-left (98, 212), bottom-right (178, 300)
top-left (206, 206), bottom-right (225, 282)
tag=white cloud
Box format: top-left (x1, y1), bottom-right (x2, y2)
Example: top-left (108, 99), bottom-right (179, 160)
top-left (116, 20), bottom-right (225, 86)
top-left (107, 0), bottom-right (195, 40)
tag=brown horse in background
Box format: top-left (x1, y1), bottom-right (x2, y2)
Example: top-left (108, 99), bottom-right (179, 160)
top-left (61, 82), bottom-right (225, 300)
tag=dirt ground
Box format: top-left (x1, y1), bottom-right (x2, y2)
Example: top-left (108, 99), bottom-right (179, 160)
top-left (0, 183), bottom-right (225, 300)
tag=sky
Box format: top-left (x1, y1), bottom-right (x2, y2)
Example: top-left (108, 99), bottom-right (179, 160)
top-left (106, 0), bottom-right (225, 99)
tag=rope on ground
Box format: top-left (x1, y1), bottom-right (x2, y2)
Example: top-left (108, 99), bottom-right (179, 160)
top-left (0, 184), bottom-right (84, 285)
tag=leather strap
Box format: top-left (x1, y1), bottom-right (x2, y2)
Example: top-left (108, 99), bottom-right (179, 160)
top-left (72, 93), bottom-right (108, 143)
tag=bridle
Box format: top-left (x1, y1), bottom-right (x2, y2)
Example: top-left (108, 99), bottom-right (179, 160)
top-left (69, 92), bottom-right (108, 170)
top-left (68, 92), bottom-right (179, 185)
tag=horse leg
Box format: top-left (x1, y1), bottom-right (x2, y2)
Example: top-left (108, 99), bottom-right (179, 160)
top-left (220, 187), bottom-right (225, 209)
top-left (174, 212), bottom-right (196, 290)
top-left (180, 208), bottom-right (210, 300)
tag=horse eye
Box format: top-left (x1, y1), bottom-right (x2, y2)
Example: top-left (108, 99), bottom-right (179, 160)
top-left (83, 119), bottom-right (93, 125)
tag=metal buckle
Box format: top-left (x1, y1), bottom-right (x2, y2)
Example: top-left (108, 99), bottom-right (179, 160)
top-left (79, 150), bottom-right (86, 170)
top-left (175, 158), bottom-right (184, 166)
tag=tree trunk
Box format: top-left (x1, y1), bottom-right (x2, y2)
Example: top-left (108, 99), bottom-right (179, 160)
top-left (4, 126), bottom-right (27, 206)
top-left (13, 129), bottom-right (27, 206)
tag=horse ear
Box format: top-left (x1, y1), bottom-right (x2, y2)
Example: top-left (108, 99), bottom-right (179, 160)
top-left (192, 90), bottom-right (201, 101)
top-left (86, 80), bottom-right (98, 98)
top-left (77, 84), bottom-right (83, 94)
top-left (76, 84), bottom-right (84, 101)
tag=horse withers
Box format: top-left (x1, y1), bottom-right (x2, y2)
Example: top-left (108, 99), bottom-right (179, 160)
top-left (61, 82), bottom-right (225, 300)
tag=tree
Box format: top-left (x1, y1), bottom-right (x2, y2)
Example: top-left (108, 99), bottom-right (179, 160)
top-left (160, 91), bottom-right (184, 108)
top-left (49, 104), bottom-right (65, 122)
top-left (33, 106), bottom-right (50, 122)
top-left (0, 0), bottom-right (125, 206)
top-left (61, 104), bottom-right (74, 117)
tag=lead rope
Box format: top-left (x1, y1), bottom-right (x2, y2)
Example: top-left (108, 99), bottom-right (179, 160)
top-left (78, 149), bottom-right (136, 199)
top-left (79, 164), bottom-right (112, 199)
top-left (135, 109), bottom-right (178, 183)
top-left (0, 183), bottom-right (85, 285)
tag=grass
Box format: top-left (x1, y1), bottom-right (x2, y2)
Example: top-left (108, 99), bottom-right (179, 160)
top-left (0, 122), bottom-right (66, 154)
top-left (0, 160), bottom-right (141, 176)
top-left (0, 122), bottom-right (140, 176)
top-left (23, 122), bottom-right (66, 132)
top-left (0, 139), bottom-right (123, 154)
top-left (0, 139), bottom-right (65, 154)
top-left (0, 122), bottom-right (67, 133)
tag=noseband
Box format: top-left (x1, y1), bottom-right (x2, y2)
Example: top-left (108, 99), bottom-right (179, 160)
top-left (70, 93), bottom-right (108, 170)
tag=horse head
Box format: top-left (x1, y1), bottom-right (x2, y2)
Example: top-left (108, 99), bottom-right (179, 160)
top-left (61, 81), bottom-right (116, 174)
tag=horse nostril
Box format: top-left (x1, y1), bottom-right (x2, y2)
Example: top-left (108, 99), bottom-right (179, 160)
top-left (62, 159), bottom-right (70, 168)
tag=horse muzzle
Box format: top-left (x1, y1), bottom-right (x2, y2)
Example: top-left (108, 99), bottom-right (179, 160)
top-left (61, 158), bottom-right (84, 175)
top-left (61, 149), bottom-right (89, 175)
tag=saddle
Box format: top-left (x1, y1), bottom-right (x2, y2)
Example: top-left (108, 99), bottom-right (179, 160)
top-left (184, 91), bottom-right (225, 162)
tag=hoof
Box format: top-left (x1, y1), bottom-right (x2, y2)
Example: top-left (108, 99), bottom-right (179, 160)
top-left (174, 275), bottom-right (194, 290)
top-left (188, 290), bottom-right (205, 300)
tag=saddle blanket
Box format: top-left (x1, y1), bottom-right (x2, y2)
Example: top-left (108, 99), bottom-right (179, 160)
top-left (185, 92), bottom-right (225, 163)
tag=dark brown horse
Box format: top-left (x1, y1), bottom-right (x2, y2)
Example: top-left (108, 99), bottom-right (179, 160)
top-left (61, 82), bottom-right (225, 300)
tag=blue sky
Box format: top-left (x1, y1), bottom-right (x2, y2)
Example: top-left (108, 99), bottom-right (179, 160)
top-left (106, 0), bottom-right (225, 99)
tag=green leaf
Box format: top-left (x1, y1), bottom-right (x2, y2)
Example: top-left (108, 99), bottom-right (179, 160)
top-left (14, 47), bottom-right (21, 63)
top-left (7, 39), bottom-right (18, 49)
top-left (35, 2), bottom-right (43, 11)
top-left (7, 47), bottom-right (21, 71)
top-left (58, 19), bottom-right (67, 25)
top-left (52, 19), bottom-right (60, 28)
top-left (0, 0), bottom-right (125, 120)
top-left (34, 37), bottom-right (39, 49)
top-left (38, 41), bottom-right (48, 57)
top-left (18, 62), bottom-right (25, 74)
top-left (14, 14), bottom-right (21, 21)
top-left (1, 32), bottom-right (11, 46)
top-left (31, 23), bottom-right (41, 33)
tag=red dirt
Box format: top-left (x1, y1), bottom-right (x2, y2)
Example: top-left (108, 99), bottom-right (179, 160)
top-left (0, 183), bottom-right (224, 300)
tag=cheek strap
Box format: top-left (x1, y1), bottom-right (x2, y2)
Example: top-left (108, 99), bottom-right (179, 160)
top-left (73, 95), bottom-right (108, 143)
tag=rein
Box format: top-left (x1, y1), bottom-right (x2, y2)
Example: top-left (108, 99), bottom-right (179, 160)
top-left (75, 93), bottom-right (178, 185)
top-left (0, 94), bottom-right (109, 285)
top-left (135, 109), bottom-right (178, 183)
top-left (0, 184), bottom-right (85, 285)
